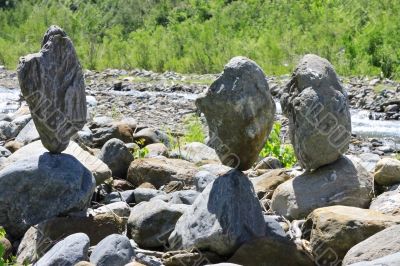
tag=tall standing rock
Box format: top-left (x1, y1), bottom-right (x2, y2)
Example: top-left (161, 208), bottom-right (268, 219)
top-left (281, 54), bottom-right (351, 171)
top-left (196, 56), bottom-right (275, 170)
top-left (17, 25), bottom-right (87, 153)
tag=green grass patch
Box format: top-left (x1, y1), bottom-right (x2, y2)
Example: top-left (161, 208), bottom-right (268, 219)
top-left (260, 122), bottom-right (297, 168)
top-left (181, 114), bottom-right (205, 144)
top-left (373, 84), bottom-right (397, 94)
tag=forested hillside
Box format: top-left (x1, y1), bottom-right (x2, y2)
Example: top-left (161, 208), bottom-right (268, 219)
top-left (0, 0), bottom-right (399, 78)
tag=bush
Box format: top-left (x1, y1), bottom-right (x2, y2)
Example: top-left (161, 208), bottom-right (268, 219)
top-left (0, 1), bottom-right (399, 78)
top-left (260, 122), bottom-right (297, 168)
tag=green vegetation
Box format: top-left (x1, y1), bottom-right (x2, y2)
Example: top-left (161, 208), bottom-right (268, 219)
top-left (164, 114), bottom-right (205, 155)
top-left (181, 114), bottom-right (205, 144)
top-left (373, 84), bottom-right (397, 94)
top-left (260, 122), bottom-right (297, 168)
top-left (1, 0), bottom-right (400, 78)
top-left (133, 139), bottom-right (149, 159)
top-left (0, 227), bottom-right (5, 266)
top-left (0, 227), bottom-right (16, 266)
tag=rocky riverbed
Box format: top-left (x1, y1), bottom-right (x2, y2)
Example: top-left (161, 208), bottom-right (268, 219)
top-left (1, 65), bottom-right (400, 155)
top-left (1, 28), bottom-right (400, 266)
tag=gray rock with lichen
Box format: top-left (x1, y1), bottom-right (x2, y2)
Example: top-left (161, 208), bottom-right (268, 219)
top-left (281, 54), bottom-right (351, 171)
top-left (17, 25), bottom-right (86, 153)
top-left (196, 56), bottom-right (275, 170)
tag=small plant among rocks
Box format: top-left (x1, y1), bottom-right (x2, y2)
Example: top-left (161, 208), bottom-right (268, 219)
top-left (0, 227), bottom-right (5, 266)
top-left (182, 114), bottom-right (205, 144)
top-left (133, 139), bottom-right (149, 159)
top-left (0, 227), bottom-right (16, 266)
top-left (260, 122), bottom-right (297, 168)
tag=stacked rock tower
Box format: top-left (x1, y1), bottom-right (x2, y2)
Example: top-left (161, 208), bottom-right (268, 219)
top-left (0, 26), bottom-right (94, 239)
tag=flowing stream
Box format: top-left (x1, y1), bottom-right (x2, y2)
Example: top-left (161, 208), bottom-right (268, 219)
top-left (1, 86), bottom-right (400, 147)
top-left (274, 101), bottom-right (400, 146)
top-left (0, 87), bottom-right (20, 115)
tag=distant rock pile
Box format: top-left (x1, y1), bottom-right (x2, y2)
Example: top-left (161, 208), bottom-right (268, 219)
top-left (196, 56), bottom-right (275, 170)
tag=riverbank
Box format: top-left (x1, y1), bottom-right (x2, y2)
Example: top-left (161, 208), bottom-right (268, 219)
top-left (0, 67), bottom-right (400, 157)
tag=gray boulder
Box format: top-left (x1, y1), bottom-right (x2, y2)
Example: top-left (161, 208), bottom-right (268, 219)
top-left (104, 190), bottom-right (135, 204)
top-left (0, 114), bottom-right (31, 140)
top-left (4, 140), bottom-right (111, 185)
top-left (304, 206), bottom-right (400, 265)
top-left (169, 169), bottom-right (266, 256)
top-left (281, 54), bottom-right (351, 171)
top-left (16, 205), bottom-right (128, 265)
top-left (15, 119), bottom-right (39, 145)
top-left (145, 143), bottom-right (169, 158)
top-left (263, 215), bottom-right (286, 239)
top-left (254, 156), bottom-right (283, 170)
top-left (348, 252), bottom-right (400, 266)
top-left (194, 164), bottom-right (231, 192)
top-left (90, 234), bottom-right (135, 266)
top-left (0, 121), bottom-right (13, 140)
top-left (343, 225), bottom-right (400, 265)
top-left (355, 153), bottom-right (381, 173)
top-left (17, 25), bottom-right (86, 153)
top-left (132, 128), bottom-right (170, 147)
top-left (127, 157), bottom-right (198, 189)
top-left (194, 170), bottom-right (218, 192)
top-left (174, 142), bottom-right (220, 163)
top-left (271, 156), bottom-right (373, 219)
top-left (370, 185), bottom-right (400, 215)
top-left (228, 237), bottom-right (314, 266)
top-left (127, 199), bottom-right (187, 248)
top-left (169, 190), bottom-right (200, 205)
top-left (94, 202), bottom-right (131, 218)
top-left (0, 152), bottom-right (95, 238)
top-left (99, 138), bottom-right (133, 178)
top-left (196, 56), bottom-right (275, 170)
top-left (374, 158), bottom-right (400, 186)
top-left (133, 188), bottom-right (166, 204)
top-left (92, 122), bottom-right (134, 147)
top-left (35, 233), bottom-right (90, 266)
top-left (74, 126), bottom-right (94, 147)
top-left (0, 146), bottom-right (11, 158)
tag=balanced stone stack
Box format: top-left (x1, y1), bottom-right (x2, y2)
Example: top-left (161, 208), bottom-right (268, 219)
top-left (196, 56), bottom-right (275, 170)
top-left (167, 57), bottom-right (275, 257)
top-left (271, 55), bottom-right (373, 219)
top-left (280, 54), bottom-right (351, 171)
top-left (17, 25), bottom-right (87, 153)
top-left (0, 26), bottom-right (94, 239)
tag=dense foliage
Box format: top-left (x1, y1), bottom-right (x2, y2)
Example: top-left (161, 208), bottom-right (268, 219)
top-left (0, 0), bottom-right (399, 78)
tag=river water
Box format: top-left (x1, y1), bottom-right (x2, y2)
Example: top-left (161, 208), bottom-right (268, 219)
top-left (275, 101), bottom-right (400, 147)
top-left (0, 87), bottom-right (20, 115)
top-left (1, 86), bottom-right (400, 146)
